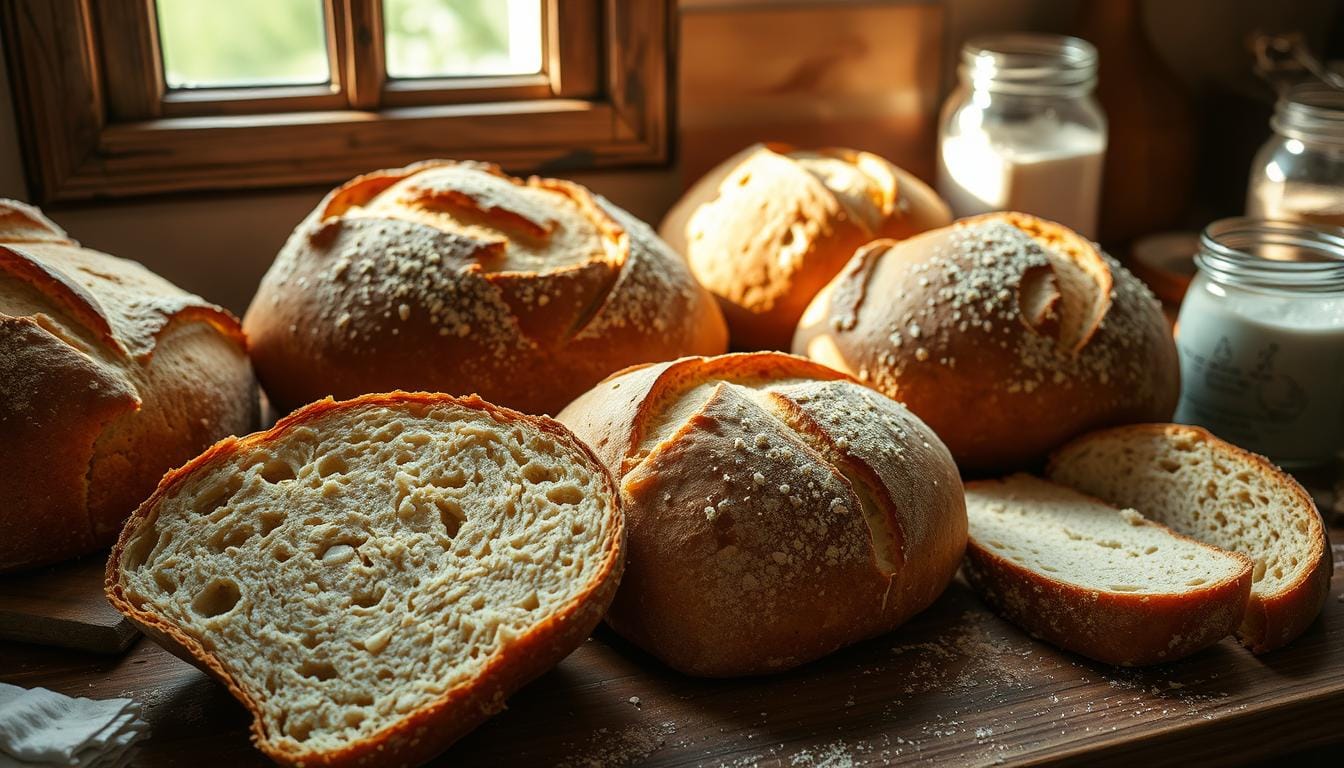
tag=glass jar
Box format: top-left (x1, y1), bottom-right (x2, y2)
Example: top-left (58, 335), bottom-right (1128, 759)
top-left (936, 34), bottom-right (1107, 238)
top-left (1247, 83), bottom-right (1344, 228)
top-left (1174, 218), bottom-right (1344, 467)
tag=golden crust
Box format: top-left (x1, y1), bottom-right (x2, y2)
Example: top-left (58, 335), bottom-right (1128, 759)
top-left (0, 201), bottom-right (258, 572)
top-left (1046, 423), bottom-right (1332, 654)
top-left (243, 161), bottom-right (727, 416)
top-left (558, 352), bottom-right (966, 676)
top-left (105, 391), bottom-right (625, 767)
top-left (663, 143), bottom-right (951, 350)
top-left (794, 212), bottom-right (1179, 473)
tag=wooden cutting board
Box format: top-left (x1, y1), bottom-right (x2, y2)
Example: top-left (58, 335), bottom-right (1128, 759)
top-left (0, 553), bottom-right (138, 654)
top-left (1, 531), bottom-right (1341, 767)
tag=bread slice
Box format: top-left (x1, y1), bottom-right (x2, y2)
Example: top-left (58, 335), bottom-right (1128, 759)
top-left (965, 474), bottom-right (1252, 666)
top-left (105, 392), bottom-right (624, 767)
top-left (1047, 424), bottom-right (1332, 653)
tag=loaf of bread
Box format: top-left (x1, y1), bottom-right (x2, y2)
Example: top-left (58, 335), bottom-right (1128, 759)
top-left (794, 212), bottom-right (1179, 472)
top-left (243, 160), bottom-right (727, 416)
top-left (106, 392), bottom-right (624, 767)
top-left (0, 200), bottom-right (258, 573)
top-left (557, 352), bottom-right (966, 676)
top-left (660, 143), bottom-right (951, 350)
top-left (965, 474), bottom-right (1252, 666)
top-left (1048, 424), bottom-right (1331, 653)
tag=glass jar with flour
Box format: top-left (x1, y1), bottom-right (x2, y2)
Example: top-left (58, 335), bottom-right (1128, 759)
top-left (1246, 82), bottom-right (1344, 228)
top-left (1174, 218), bottom-right (1344, 467)
top-left (937, 34), bottom-right (1107, 238)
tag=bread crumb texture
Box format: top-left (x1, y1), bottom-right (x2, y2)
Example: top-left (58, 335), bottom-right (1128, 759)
top-left (114, 398), bottom-right (618, 756)
top-left (1048, 424), bottom-right (1328, 650)
top-left (968, 475), bottom-right (1246, 597)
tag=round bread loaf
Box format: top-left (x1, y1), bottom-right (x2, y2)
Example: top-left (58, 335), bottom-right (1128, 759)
top-left (0, 199), bottom-right (259, 572)
top-left (660, 143), bottom-right (951, 350)
top-left (794, 212), bottom-right (1179, 473)
top-left (557, 352), bottom-right (967, 676)
top-left (244, 161), bottom-right (727, 416)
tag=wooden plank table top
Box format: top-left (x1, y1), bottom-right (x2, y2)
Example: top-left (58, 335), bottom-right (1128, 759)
top-left (1, 526), bottom-right (1341, 767)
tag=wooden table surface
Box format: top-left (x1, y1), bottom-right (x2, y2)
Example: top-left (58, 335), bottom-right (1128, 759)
top-left (2, 524), bottom-right (1341, 767)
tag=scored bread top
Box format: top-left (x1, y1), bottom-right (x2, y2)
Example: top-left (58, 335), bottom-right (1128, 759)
top-left (665, 143), bottom-right (950, 349)
top-left (559, 353), bottom-right (966, 675)
top-left (106, 392), bottom-right (623, 766)
top-left (244, 161), bottom-right (727, 415)
top-left (794, 212), bottom-right (1179, 471)
top-left (967, 474), bottom-right (1249, 596)
top-left (0, 199), bottom-right (254, 571)
top-left (1047, 424), bottom-right (1332, 653)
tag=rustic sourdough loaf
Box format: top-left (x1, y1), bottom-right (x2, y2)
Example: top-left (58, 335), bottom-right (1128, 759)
top-left (106, 392), bottom-right (623, 767)
top-left (558, 352), bottom-right (966, 676)
top-left (244, 160), bottom-right (727, 416)
top-left (964, 474), bottom-right (1252, 666)
top-left (794, 212), bottom-right (1179, 473)
top-left (1047, 424), bottom-right (1331, 653)
top-left (660, 143), bottom-right (951, 350)
top-left (0, 199), bottom-right (258, 572)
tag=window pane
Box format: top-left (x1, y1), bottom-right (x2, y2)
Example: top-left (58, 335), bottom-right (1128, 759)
top-left (384, 0), bottom-right (543, 79)
top-left (156, 0), bottom-right (330, 89)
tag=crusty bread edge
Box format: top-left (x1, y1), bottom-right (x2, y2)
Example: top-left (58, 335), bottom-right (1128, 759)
top-left (1046, 423), bottom-right (1333, 654)
top-left (963, 476), bottom-right (1253, 666)
top-left (105, 391), bottom-right (626, 768)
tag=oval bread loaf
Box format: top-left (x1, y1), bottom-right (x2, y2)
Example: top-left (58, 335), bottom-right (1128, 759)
top-left (0, 200), bottom-right (259, 572)
top-left (106, 391), bottom-right (624, 767)
top-left (558, 352), bottom-right (967, 676)
top-left (661, 143), bottom-right (951, 350)
top-left (794, 212), bottom-right (1179, 472)
top-left (244, 160), bottom-right (728, 416)
top-left (964, 474), bottom-right (1252, 666)
top-left (1047, 423), bottom-right (1332, 653)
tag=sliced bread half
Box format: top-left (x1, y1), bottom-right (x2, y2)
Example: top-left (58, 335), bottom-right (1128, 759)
top-left (965, 474), bottom-right (1252, 666)
top-left (1047, 424), bottom-right (1331, 653)
top-left (105, 392), bottom-right (624, 767)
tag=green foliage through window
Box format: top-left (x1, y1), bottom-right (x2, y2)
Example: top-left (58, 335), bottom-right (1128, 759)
top-left (157, 0), bottom-right (330, 89)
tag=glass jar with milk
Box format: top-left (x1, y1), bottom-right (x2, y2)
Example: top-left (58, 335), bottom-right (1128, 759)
top-left (1175, 218), bottom-right (1344, 467)
top-left (937, 34), bottom-right (1107, 238)
top-left (1247, 82), bottom-right (1344, 227)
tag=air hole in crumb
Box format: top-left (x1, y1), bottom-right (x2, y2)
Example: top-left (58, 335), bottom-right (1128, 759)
top-left (192, 579), bottom-right (241, 618)
top-left (298, 660), bottom-right (337, 681)
top-left (1108, 584), bottom-right (1142, 592)
top-left (208, 525), bottom-right (255, 553)
top-left (317, 454), bottom-right (349, 478)
top-left (152, 570), bottom-right (177, 594)
top-left (259, 459), bottom-right (297, 484)
top-left (737, 172), bottom-right (751, 186)
top-left (300, 633), bottom-right (321, 649)
top-left (546, 485), bottom-right (583, 505)
top-left (273, 544), bottom-right (294, 563)
top-left (259, 512), bottom-right (285, 538)
top-left (436, 498), bottom-right (465, 538)
top-left (122, 533), bottom-right (155, 571)
top-left (1159, 458), bottom-right (1181, 473)
top-left (522, 462), bottom-right (555, 484)
top-left (197, 475), bottom-right (243, 515)
top-left (352, 588), bottom-right (385, 608)
top-left (517, 591), bottom-right (540, 610)
top-left (288, 721), bottom-right (314, 742)
top-left (1186, 578), bottom-right (1206, 586)
top-left (570, 522), bottom-right (586, 535)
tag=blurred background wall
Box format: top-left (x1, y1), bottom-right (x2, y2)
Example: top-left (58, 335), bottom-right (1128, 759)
top-left (0, 0), bottom-right (1337, 315)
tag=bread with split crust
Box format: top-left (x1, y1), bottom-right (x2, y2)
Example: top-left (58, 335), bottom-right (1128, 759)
top-left (558, 352), bottom-right (966, 676)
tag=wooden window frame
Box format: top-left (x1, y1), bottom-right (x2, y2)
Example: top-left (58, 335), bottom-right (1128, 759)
top-left (1, 0), bottom-right (670, 204)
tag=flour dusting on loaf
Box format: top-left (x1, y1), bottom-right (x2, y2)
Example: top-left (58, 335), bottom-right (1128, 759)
top-left (245, 161), bottom-right (726, 415)
top-left (795, 212), bottom-right (1178, 471)
top-left (559, 353), bottom-right (966, 677)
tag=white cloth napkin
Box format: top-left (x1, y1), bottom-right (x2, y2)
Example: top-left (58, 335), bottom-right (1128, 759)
top-left (0, 683), bottom-right (146, 767)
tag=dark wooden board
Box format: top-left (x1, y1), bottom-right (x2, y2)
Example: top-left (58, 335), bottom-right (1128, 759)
top-left (1, 530), bottom-right (1341, 767)
top-left (0, 552), bottom-right (138, 654)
